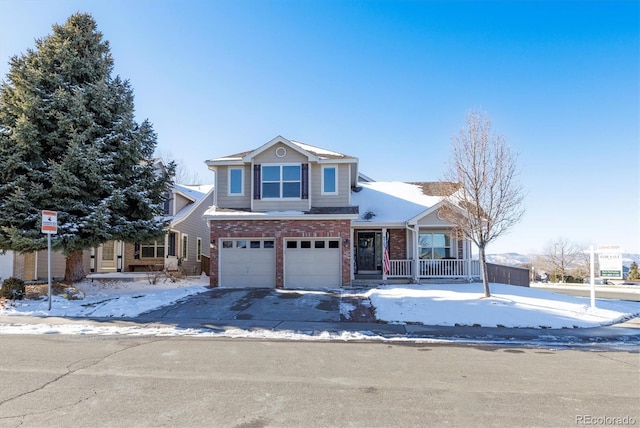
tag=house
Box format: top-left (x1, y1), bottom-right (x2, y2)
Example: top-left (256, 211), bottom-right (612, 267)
top-left (204, 136), bottom-right (480, 289)
top-left (4, 182), bottom-right (214, 281)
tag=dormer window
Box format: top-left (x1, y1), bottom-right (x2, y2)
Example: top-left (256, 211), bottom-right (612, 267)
top-left (262, 164), bottom-right (301, 198)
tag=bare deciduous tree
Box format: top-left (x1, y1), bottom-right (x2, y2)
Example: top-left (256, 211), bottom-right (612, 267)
top-left (542, 238), bottom-right (583, 282)
top-left (439, 110), bottom-right (525, 297)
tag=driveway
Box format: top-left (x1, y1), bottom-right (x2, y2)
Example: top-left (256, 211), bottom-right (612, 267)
top-left (137, 287), bottom-right (376, 325)
top-left (131, 287), bottom-right (640, 349)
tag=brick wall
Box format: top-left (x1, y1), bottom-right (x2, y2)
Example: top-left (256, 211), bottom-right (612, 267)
top-left (388, 229), bottom-right (407, 259)
top-left (209, 219), bottom-right (352, 288)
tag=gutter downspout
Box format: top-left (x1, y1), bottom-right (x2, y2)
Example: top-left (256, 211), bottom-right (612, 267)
top-left (406, 223), bottom-right (419, 283)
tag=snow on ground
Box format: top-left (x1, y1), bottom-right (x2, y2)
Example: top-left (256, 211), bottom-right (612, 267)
top-left (366, 283), bottom-right (639, 329)
top-left (0, 276), bottom-right (638, 339)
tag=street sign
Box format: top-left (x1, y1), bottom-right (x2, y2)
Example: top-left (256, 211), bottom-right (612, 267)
top-left (41, 210), bottom-right (58, 234)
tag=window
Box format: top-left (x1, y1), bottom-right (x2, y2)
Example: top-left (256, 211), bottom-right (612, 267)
top-left (229, 168), bottom-right (243, 195)
top-left (262, 165), bottom-right (301, 198)
top-left (222, 240), bottom-right (233, 249)
top-left (196, 238), bottom-right (202, 262)
top-left (141, 240), bottom-right (165, 258)
top-left (181, 235), bottom-right (188, 260)
top-left (418, 232), bottom-right (451, 259)
top-left (322, 166), bottom-right (337, 194)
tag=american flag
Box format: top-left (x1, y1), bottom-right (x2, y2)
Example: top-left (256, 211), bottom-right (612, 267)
top-left (383, 233), bottom-right (390, 275)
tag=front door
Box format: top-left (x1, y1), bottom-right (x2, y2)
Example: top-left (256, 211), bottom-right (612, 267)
top-left (357, 232), bottom-right (380, 273)
top-left (98, 240), bottom-right (118, 271)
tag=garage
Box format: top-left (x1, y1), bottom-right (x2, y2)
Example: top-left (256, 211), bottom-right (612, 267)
top-left (219, 239), bottom-right (275, 288)
top-left (0, 250), bottom-right (13, 280)
top-left (284, 238), bottom-right (342, 288)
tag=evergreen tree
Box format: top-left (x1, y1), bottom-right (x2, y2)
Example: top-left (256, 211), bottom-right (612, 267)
top-left (629, 262), bottom-right (639, 280)
top-left (0, 13), bottom-right (174, 281)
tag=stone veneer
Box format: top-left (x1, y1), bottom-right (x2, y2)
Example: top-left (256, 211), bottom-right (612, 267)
top-left (209, 219), bottom-right (352, 288)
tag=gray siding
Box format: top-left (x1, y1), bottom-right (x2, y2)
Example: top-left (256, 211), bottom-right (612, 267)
top-left (216, 165), bottom-right (251, 209)
top-left (253, 198), bottom-right (310, 212)
top-left (173, 192), bottom-right (213, 275)
top-left (254, 143), bottom-right (308, 164)
top-left (36, 250), bottom-right (90, 280)
top-left (310, 163), bottom-right (351, 207)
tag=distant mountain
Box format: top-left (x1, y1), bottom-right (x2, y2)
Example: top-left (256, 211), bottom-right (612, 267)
top-left (486, 253), bottom-right (533, 266)
top-left (487, 253), bottom-right (640, 268)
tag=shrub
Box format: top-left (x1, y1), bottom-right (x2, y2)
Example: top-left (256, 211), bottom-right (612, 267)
top-left (1, 277), bottom-right (26, 300)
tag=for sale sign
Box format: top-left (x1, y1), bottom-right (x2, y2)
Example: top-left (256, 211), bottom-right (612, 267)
top-left (41, 210), bottom-right (58, 234)
top-left (598, 245), bottom-right (622, 279)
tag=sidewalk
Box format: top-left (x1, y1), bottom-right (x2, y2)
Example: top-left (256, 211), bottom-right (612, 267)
top-left (1, 286), bottom-right (638, 350)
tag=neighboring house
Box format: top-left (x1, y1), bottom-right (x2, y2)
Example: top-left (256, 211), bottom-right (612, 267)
top-left (204, 135), bottom-right (480, 289)
top-left (8, 182), bottom-right (214, 281)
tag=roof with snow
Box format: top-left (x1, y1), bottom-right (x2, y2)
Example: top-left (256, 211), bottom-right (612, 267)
top-left (205, 136), bottom-right (356, 164)
top-left (170, 184), bottom-right (214, 224)
top-left (352, 181), bottom-right (453, 224)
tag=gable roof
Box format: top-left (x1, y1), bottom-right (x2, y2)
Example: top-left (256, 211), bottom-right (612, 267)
top-left (205, 135), bottom-right (357, 166)
top-left (169, 184), bottom-right (214, 226)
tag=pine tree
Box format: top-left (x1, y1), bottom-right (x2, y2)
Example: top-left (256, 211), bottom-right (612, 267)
top-left (629, 262), bottom-right (639, 281)
top-left (0, 13), bottom-right (174, 282)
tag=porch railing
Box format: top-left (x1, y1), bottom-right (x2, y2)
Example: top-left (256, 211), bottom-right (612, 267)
top-left (387, 259), bottom-right (481, 278)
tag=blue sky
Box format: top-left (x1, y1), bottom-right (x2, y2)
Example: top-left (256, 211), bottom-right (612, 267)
top-left (1, 0), bottom-right (638, 255)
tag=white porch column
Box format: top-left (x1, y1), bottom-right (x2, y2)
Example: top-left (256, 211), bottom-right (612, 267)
top-left (350, 228), bottom-right (355, 281)
top-left (116, 241), bottom-right (123, 272)
top-left (382, 227), bottom-right (388, 281)
top-left (89, 247), bottom-right (95, 273)
top-left (412, 226), bottom-right (420, 283)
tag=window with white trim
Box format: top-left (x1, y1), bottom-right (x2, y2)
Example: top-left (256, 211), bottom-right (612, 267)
top-left (196, 238), bottom-right (202, 262)
top-left (322, 165), bottom-right (338, 194)
top-left (181, 234), bottom-right (188, 260)
top-left (141, 240), bottom-right (165, 258)
top-left (229, 168), bottom-right (243, 195)
top-left (262, 164), bottom-right (301, 198)
top-left (418, 232), bottom-right (451, 259)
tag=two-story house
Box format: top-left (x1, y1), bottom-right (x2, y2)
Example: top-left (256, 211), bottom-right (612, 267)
top-left (204, 136), bottom-right (480, 289)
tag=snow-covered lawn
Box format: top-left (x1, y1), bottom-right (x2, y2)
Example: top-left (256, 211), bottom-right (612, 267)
top-left (365, 283), bottom-right (640, 329)
top-left (0, 276), bottom-right (638, 337)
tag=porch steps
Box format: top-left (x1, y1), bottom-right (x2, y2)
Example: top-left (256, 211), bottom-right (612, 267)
top-left (350, 277), bottom-right (473, 287)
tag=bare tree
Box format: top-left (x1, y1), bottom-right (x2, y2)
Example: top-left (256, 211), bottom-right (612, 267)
top-left (439, 110), bottom-right (525, 297)
top-left (158, 151), bottom-right (210, 185)
top-left (542, 238), bottom-right (583, 282)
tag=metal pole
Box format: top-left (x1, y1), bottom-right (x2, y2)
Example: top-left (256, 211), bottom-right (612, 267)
top-left (48, 233), bottom-right (52, 311)
top-left (589, 246), bottom-right (595, 308)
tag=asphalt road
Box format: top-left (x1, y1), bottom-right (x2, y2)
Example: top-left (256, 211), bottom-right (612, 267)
top-left (532, 284), bottom-right (640, 301)
top-left (0, 335), bottom-right (638, 427)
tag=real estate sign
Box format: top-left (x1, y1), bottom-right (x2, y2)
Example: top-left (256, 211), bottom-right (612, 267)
top-left (598, 245), bottom-right (623, 279)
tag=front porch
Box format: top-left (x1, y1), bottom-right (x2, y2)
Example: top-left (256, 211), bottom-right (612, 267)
top-left (354, 258), bottom-right (481, 284)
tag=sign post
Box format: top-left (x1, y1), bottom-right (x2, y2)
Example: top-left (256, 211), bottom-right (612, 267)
top-left (589, 246), bottom-right (595, 308)
top-left (41, 210), bottom-right (57, 311)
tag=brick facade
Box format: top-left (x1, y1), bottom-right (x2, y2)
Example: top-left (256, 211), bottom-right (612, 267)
top-left (388, 228), bottom-right (407, 259)
top-left (209, 219), bottom-right (352, 288)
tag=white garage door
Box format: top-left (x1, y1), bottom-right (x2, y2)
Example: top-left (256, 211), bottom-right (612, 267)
top-left (284, 239), bottom-right (341, 288)
top-left (0, 250), bottom-right (14, 280)
top-left (220, 239), bottom-right (275, 288)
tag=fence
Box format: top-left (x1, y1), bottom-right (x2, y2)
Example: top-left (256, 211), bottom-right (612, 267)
top-left (486, 263), bottom-right (530, 287)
